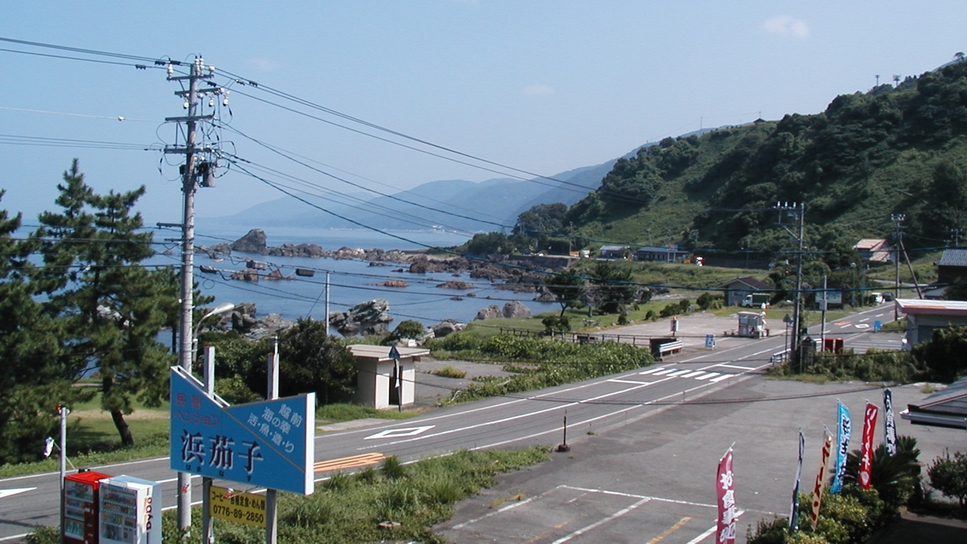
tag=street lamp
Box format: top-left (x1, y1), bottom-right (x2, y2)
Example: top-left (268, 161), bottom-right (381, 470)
top-left (191, 302), bottom-right (235, 360)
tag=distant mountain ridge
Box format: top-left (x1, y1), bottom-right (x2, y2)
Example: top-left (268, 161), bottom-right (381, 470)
top-left (204, 159), bottom-right (619, 233)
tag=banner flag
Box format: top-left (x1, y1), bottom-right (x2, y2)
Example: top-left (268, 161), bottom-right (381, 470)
top-left (830, 402), bottom-right (852, 494)
top-left (859, 402), bottom-right (879, 489)
top-left (788, 429), bottom-right (805, 533)
top-left (883, 389), bottom-right (898, 456)
top-left (716, 447), bottom-right (737, 544)
top-left (810, 429), bottom-right (833, 531)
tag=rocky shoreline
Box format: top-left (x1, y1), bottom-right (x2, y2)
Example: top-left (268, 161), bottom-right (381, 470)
top-left (191, 229), bottom-right (569, 338)
top-left (194, 228), bottom-right (565, 295)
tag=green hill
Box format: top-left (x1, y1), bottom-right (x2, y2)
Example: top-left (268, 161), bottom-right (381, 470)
top-left (566, 60), bottom-right (967, 255)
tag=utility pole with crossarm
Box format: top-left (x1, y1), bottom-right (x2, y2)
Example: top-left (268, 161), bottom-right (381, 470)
top-left (163, 56), bottom-right (224, 537)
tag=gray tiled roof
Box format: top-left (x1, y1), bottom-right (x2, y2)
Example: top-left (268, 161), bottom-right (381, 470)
top-left (938, 248), bottom-right (967, 267)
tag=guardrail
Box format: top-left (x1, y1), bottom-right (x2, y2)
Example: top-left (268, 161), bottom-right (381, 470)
top-left (657, 339), bottom-right (684, 359)
top-left (769, 349), bottom-right (790, 364)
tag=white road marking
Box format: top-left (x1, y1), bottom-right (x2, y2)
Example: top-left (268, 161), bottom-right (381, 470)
top-left (365, 426), bottom-right (434, 440)
top-left (681, 371), bottom-right (707, 378)
top-left (651, 369), bottom-right (677, 376)
top-left (551, 497), bottom-right (652, 543)
top-left (609, 379), bottom-right (654, 385)
top-left (714, 363), bottom-right (755, 371)
top-left (693, 373), bottom-right (720, 381)
top-left (709, 374), bottom-right (733, 383)
top-left (667, 369), bottom-right (695, 377)
top-left (0, 488), bottom-right (34, 499)
top-left (639, 367), bottom-right (667, 375)
top-left (855, 324), bottom-right (870, 329)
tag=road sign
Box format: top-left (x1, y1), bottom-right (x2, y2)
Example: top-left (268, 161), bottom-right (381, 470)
top-left (169, 367), bottom-right (315, 495)
top-left (209, 486), bottom-right (266, 528)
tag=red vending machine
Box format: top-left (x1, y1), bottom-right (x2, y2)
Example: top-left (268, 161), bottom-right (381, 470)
top-left (63, 470), bottom-right (112, 544)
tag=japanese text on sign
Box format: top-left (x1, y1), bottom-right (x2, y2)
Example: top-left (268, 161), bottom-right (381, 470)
top-left (209, 486), bottom-right (267, 528)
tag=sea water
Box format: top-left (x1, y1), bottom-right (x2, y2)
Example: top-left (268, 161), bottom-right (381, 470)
top-left (159, 225), bottom-right (557, 327)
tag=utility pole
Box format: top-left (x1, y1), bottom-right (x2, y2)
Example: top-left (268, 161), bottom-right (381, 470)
top-left (777, 202), bottom-right (806, 369)
top-left (164, 56), bottom-right (217, 536)
top-left (951, 227), bottom-right (962, 247)
top-left (892, 214), bottom-right (906, 321)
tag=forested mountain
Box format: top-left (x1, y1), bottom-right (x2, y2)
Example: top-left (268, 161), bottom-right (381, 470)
top-left (567, 61), bottom-right (967, 254)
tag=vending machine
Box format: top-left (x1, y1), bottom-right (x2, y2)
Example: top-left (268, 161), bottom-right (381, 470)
top-left (98, 475), bottom-right (162, 544)
top-left (63, 470), bottom-right (112, 544)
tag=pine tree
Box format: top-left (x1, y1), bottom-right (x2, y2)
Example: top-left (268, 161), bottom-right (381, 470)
top-left (34, 161), bottom-right (178, 446)
top-left (0, 192), bottom-right (80, 463)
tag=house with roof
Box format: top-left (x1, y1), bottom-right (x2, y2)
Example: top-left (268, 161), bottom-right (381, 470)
top-left (937, 248), bottom-right (967, 285)
top-left (598, 245), bottom-right (631, 259)
top-left (633, 245), bottom-right (689, 263)
top-left (720, 276), bottom-right (772, 307)
top-left (896, 298), bottom-right (967, 346)
top-left (853, 238), bottom-right (893, 263)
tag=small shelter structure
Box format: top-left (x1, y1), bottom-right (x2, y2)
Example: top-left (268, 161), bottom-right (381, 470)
top-left (348, 344), bottom-right (429, 409)
top-left (896, 298), bottom-right (967, 347)
top-left (720, 276), bottom-right (772, 307)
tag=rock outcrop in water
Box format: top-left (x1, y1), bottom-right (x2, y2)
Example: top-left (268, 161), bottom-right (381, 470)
top-left (328, 298), bottom-right (393, 336)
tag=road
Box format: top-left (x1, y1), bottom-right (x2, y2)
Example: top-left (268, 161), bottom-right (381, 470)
top-left (0, 304), bottom-right (903, 541)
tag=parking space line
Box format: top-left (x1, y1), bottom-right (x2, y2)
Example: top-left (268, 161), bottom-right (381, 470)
top-left (647, 516), bottom-right (692, 544)
top-left (551, 497), bottom-right (651, 543)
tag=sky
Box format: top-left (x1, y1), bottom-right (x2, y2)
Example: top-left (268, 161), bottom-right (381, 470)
top-left (1, 1), bottom-right (966, 228)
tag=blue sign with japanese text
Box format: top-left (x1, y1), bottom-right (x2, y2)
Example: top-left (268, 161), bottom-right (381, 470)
top-left (169, 367), bottom-right (315, 495)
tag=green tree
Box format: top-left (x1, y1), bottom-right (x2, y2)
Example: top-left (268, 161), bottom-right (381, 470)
top-left (588, 262), bottom-right (639, 314)
top-left (544, 269), bottom-right (586, 317)
top-left (278, 318), bottom-right (357, 404)
top-left (0, 193), bottom-right (85, 463)
top-left (33, 161), bottom-right (177, 446)
top-left (384, 319), bottom-right (426, 345)
top-left (911, 326), bottom-right (967, 382)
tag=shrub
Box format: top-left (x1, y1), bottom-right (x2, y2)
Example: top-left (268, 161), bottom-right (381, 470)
top-left (927, 450), bottom-right (967, 507)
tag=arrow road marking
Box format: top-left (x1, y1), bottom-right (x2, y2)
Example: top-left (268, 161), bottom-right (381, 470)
top-left (0, 488), bottom-right (35, 499)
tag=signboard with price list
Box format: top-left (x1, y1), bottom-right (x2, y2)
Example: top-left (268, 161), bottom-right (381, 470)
top-left (169, 367), bottom-right (316, 495)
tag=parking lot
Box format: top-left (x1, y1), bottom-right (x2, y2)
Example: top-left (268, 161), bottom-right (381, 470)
top-left (434, 378), bottom-right (967, 543)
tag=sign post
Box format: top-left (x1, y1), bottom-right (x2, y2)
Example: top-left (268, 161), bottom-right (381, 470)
top-left (170, 366), bottom-right (315, 543)
top-left (389, 345), bottom-right (402, 412)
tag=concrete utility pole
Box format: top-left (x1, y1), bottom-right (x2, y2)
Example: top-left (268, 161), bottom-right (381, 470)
top-left (892, 214), bottom-right (906, 321)
top-left (777, 202), bottom-right (805, 368)
top-left (165, 56), bottom-right (216, 536)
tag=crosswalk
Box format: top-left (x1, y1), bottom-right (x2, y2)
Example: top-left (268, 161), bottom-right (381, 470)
top-left (633, 366), bottom-right (733, 383)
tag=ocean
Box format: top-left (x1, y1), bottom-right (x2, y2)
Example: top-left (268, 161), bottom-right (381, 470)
top-left (158, 225), bottom-right (558, 329)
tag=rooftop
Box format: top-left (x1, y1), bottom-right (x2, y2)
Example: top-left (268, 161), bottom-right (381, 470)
top-left (896, 298), bottom-right (967, 316)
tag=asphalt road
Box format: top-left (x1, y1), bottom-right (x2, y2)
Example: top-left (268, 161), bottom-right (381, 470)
top-left (0, 303), bottom-right (916, 542)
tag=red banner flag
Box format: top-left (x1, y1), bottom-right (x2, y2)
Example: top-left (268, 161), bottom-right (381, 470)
top-left (859, 403), bottom-right (879, 489)
top-left (717, 447), bottom-right (736, 544)
top-left (810, 430), bottom-right (833, 530)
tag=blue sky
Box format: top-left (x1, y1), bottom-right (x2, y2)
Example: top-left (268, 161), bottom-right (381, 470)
top-left (1, 1), bottom-right (965, 226)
